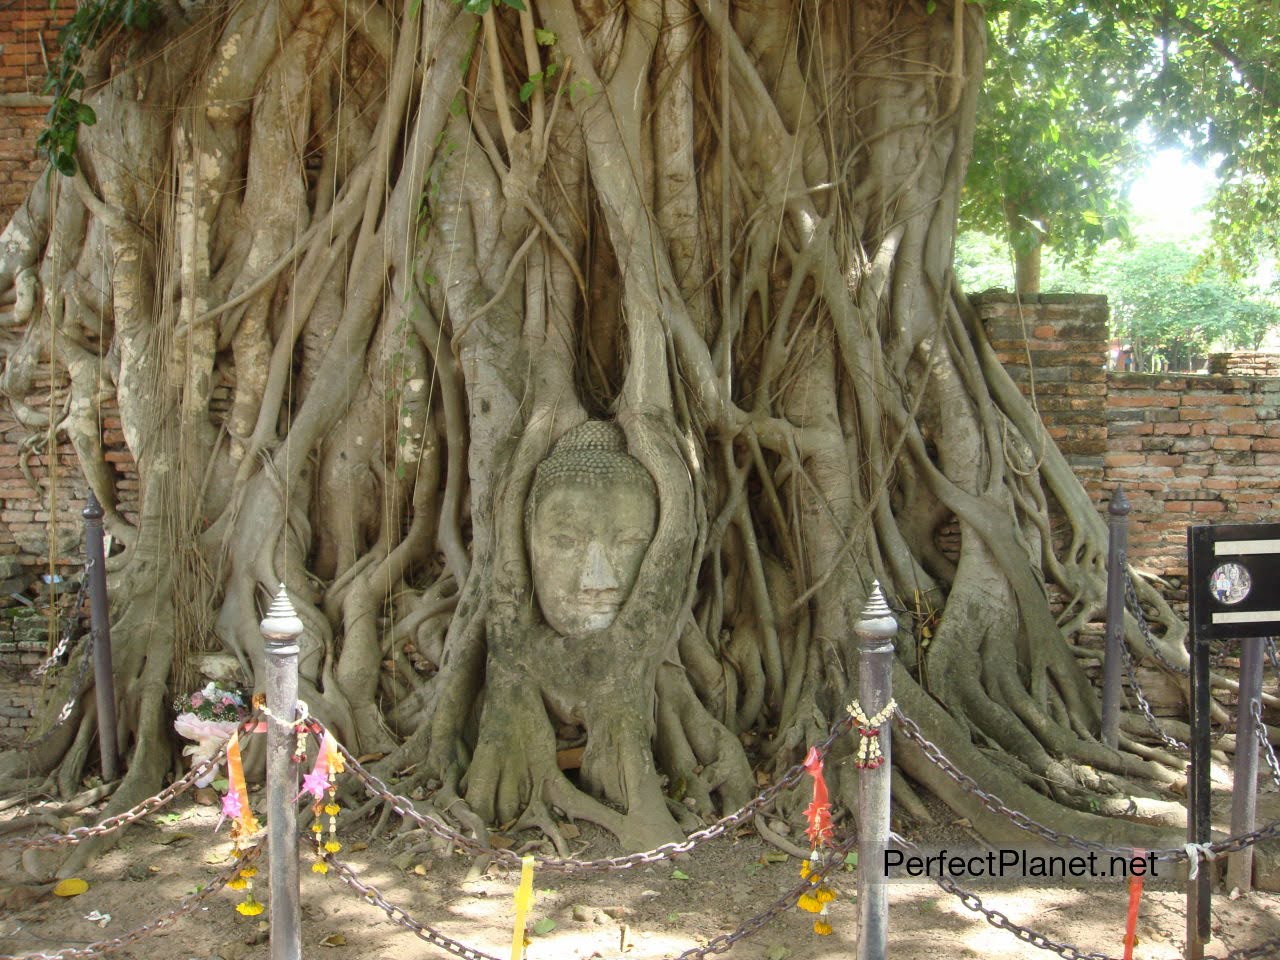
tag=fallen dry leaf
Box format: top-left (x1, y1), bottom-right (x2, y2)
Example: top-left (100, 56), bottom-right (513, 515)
top-left (52, 878), bottom-right (88, 897)
top-left (320, 933), bottom-right (347, 947)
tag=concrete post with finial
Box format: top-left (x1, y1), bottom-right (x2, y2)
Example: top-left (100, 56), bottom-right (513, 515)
top-left (260, 584), bottom-right (302, 960)
top-left (855, 581), bottom-right (897, 960)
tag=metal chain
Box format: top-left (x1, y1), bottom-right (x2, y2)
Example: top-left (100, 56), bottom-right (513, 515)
top-left (0, 842), bottom-right (262, 960)
top-left (1118, 632), bottom-right (1188, 752)
top-left (323, 854), bottom-right (504, 960)
top-left (891, 832), bottom-right (1116, 960)
top-left (1252, 699), bottom-right (1280, 792)
top-left (29, 574), bottom-right (90, 680)
top-left (0, 715), bottom-right (258, 851)
top-left (1225, 935), bottom-right (1280, 960)
top-left (0, 631), bottom-right (94, 753)
top-left (326, 829), bottom-right (856, 960)
top-left (668, 832), bottom-right (856, 960)
top-left (894, 708), bottom-right (1280, 862)
top-left (1122, 572), bottom-right (1190, 677)
top-left (334, 710), bottom-right (855, 873)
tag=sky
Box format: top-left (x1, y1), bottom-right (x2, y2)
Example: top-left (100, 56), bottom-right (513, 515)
top-left (1126, 148), bottom-right (1215, 240)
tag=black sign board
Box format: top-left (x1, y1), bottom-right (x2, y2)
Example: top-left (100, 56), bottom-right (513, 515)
top-left (1188, 522), bottom-right (1280, 641)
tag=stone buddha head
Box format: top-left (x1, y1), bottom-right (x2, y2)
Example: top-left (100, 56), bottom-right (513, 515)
top-left (526, 421), bottom-right (658, 635)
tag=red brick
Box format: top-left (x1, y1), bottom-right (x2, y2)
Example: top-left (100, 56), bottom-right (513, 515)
top-left (1192, 500), bottom-right (1227, 513)
top-left (1211, 437), bottom-right (1253, 451)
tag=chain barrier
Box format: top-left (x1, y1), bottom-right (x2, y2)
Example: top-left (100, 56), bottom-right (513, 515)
top-left (0, 574), bottom-right (92, 751)
top-left (1252, 699), bottom-right (1280, 792)
top-left (0, 714), bottom-right (259, 852)
top-left (1225, 934), bottom-right (1280, 960)
top-left (1118, 632), bottom-right (1188, 752)
top-left (0, 841), bottom-right (262, 960)
top-left (895, 707), bottom-right (1280, 863)
top-left (325, 825), bottom-right (857, 960)
top-left (890, 832), bottom-right (1117, 960)
top-left (28, 575), bottom-right (90, 681)
top-left (0, 632), bottom-right (94, 753)
top-left (333, 709), bottom-right (855, 873)
top-left (1122, 571), bottom-right (1191, 677)
top-left (323, 853), bottom-right (503, 960)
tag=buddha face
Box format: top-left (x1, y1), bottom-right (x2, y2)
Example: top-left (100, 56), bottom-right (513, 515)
top-left (529, 481), bottom-right (657, 635)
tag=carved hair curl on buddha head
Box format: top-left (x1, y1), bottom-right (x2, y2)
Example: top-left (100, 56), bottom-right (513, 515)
top-left (526, 421), bottom-right (658, 636)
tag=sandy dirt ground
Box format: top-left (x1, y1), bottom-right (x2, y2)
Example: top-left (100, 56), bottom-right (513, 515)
top-left (5, 789), bottom-right (1280, 960)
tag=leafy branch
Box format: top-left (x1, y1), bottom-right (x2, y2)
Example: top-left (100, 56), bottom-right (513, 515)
top-left (38, 1), bottom-right (159, 176)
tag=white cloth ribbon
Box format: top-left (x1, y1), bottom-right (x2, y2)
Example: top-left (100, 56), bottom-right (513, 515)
top-left (1184, 842), bottom-right (1217, 880)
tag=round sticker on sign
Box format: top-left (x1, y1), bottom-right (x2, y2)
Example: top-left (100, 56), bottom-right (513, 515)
top-left (1209, 562), bottom-right (1252, 605)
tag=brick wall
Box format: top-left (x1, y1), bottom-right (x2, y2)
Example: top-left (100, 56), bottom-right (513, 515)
top-left (1103, 373), bottom-right (1280, 579)
top-left (1209, 352), bottom-right (1280, 377)
top-left (977, 293), bottom-right (1280, 585)
top-left (975, 293), bottom-right (1109, 481)
top-left (0, 3), bottom-right (72, 223)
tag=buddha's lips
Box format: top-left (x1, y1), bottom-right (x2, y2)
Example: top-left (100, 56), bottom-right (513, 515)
top-left (576, 592), bottom-right (622, 612)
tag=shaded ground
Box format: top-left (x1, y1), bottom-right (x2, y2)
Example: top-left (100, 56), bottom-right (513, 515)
top-left (5, 791), bottom-right (1280, 960)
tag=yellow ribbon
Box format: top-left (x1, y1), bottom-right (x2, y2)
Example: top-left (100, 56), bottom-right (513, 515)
top-left (510, 855), bottom-right (535, 960)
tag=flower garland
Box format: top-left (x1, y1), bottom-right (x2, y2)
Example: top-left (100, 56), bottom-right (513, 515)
top-left (845, 697), bottom-right (895, 769)
top-left (797, 746), bottom-right (838, 935)
top-left (302, 729), bottom-right (346, 874)
top-left (220, 730), bottom-right (264, 917)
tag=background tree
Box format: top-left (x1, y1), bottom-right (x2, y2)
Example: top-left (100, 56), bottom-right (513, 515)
top-left (0, 0), bottom-right (1217, 870)
top-left (967, 1), bottom-right (1280, 289)
top-left (955, 232), bottom-right (1280, 371)
top-left (963, 2), bottom-right (1143, 293)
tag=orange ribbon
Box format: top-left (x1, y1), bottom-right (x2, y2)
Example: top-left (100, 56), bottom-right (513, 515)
top-left (225, 731), bottom-right (260, 834)
top-left (1123, 849), bottom-right (1145, 960)
top-left (803, 747), bottom-right (833, 847)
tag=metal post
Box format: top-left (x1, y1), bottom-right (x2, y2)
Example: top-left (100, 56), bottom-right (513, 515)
top-left (856, 582), bottom-right (896, 960)
top-left (81, 491), bottom-right (118, 782)
top-left (1227, 638), bottom-right (1264, 893)
top-left (261, 585), bottom-right (302, 960)
top-left (1186, 631), bottom-right (1211, 960)
top-left (1101, 486), bottom-right (1130, 750)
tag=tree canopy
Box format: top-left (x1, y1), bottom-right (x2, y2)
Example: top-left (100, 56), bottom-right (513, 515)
top-left (966, 0), bottom-right (1280, 288)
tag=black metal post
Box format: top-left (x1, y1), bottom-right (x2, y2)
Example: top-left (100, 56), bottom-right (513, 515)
top-left (1187, 632), bottom-right (1211, 959)
top-left (1227, 638), bottom-right (1264, 893)
top-left (261, 585), bottom-right (302, 960)
top-left (1102, 486), bottom-right (1130, 749)
top-left (856, 582), bottom-right (896, 960)
top-left (82, 490), bottom-right (118, 782)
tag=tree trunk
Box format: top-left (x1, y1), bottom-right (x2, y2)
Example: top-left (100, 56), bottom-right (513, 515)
top-left (0, 0), bottom-right (1190, 860)
top-left (1015, 240), bottom-right (1043, 294)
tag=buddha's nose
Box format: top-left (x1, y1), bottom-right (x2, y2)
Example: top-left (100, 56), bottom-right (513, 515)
top-left (581, 541), bottom-right (619, 591)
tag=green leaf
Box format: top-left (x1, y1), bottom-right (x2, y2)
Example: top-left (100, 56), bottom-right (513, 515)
top-left (544, 62), bottom-right (558, 79)
top-left (531, 918), bottom-right (556, 935)
top-left (670, 868), bottom-right (691, 881)
top-left (844, 852), bottom-right (858, 866)
top-left (211, 777), bottom-right (229, 792)
top-left (535, 28), bottom-right (556, 46)
top-left (501, 0), bottom-right (526, 9)
top-left (925, 0), bottom-right (936, 12)
top-left (75, 102), bottom-right (96, 126)
top-left (519, 79), bottom-right (536, 103)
